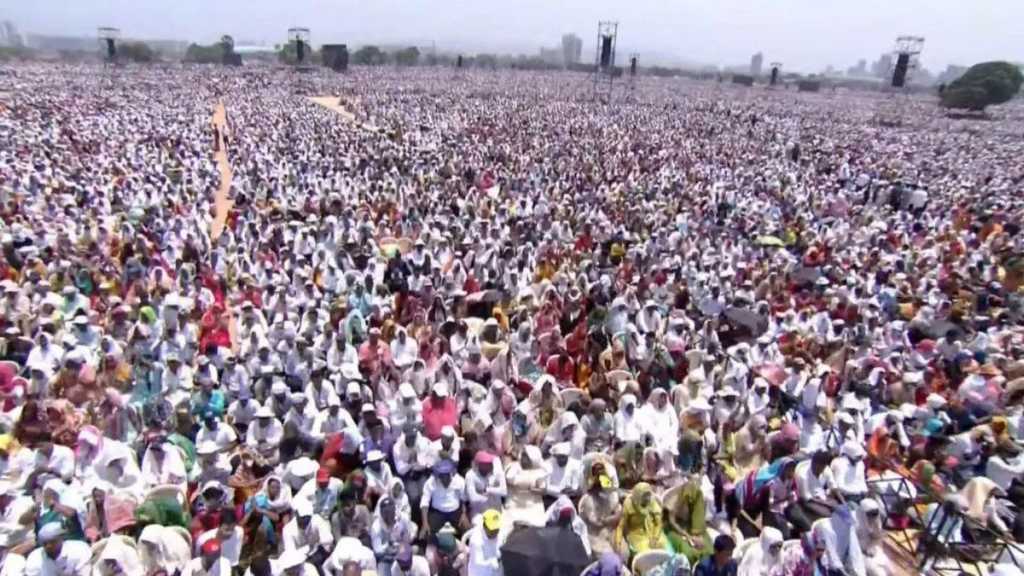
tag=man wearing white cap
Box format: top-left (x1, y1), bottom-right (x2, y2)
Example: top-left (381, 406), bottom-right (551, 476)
top-left (390, 382), bottom-right (423, 431)
top-left (283, 498), bottom-right (334, 565)
top-left (24, 522), bottom-right (90, 576)
top-left (246, 406), bottom-right (284, 465)
top-left (427, 426), bottom-right (462, 468)
top-left (313, 396), bottom-right (358, 440)
top-left (543, 442), bottom-right (582, 509)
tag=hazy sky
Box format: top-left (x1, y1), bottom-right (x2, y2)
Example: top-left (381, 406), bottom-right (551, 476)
top-left (7, 0), bottom-right (1024, 72)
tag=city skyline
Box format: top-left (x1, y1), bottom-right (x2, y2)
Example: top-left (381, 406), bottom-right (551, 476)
top-left (4, 0), bottom-right (1023, 73)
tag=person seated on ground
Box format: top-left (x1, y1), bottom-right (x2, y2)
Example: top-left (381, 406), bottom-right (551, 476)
top-left (812, 505), bottom-right (866, 576)
top-left (544, 495), bottom-right (591, 556)
top-left (737, 526), bottom-right (785, 576)
top-left (615, 481), bottom-right (666, 560)
top-left (578, 464), bottom-right (622, 557)
top-left (543, 441), bottom-right (583, 509)
top-left (282, 499), bottom-right (334, 567)
top-left (465, 509), bottom-right (503, 576)
top-left (855, 499), bottom-right (891, 576)
top-left (694, 535), bottom-right (738, 576)
top-left (665, 475), bottom-right (713, 566)
top-left (830, 440), bottom-right (868, 502)
top-left (24, 523), bottom-right (91, 576)
top-left (419, 459), bottom-right (467, 542)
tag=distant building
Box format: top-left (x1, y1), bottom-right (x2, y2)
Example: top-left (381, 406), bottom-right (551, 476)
top-left (561, 34), bottom-right (582, 67)
top-left (847, 58), bottom-right (868, 77)
top-left (936, 64), bottom-right (967, 84)
top-left (539, 47), bottom-right (562, 66)
top-left (872, 53), bottom-right (893, 79)
top-left (0, 21), bottom-right (22, 47)
top-left (750, 52), bottom-right (763, 76)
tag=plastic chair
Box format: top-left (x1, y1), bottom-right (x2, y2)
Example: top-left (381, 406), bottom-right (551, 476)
top-left (560, 387), bottom-right (584, 407)
top-left (632, 549), bottom-right (673, 575)
top-left (605, 370), bottom-right (632, 389)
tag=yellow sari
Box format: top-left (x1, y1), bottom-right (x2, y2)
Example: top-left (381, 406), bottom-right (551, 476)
top-left (616, 482), bottom-right (668, 557)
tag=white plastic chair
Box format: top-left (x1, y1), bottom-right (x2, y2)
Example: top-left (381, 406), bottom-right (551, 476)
top-left (632, 550), bottom-right (673, 575)
top-left (560, 387), bottom-right (584, 407)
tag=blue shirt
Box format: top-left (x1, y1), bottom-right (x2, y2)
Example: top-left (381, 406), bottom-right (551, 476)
top-left (694, 557), bottom-right (738, 576)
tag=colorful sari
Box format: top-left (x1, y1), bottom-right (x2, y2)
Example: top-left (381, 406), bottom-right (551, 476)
top-left (666, 479), bottom-right (712, 565)
top-left (616, 482), bottom-right (668, 557)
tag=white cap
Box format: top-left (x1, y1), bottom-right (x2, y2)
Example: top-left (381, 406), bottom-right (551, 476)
top-left (38, 522), bottom-right (65, 543)
top-left (293, 498), bottom-right (313, 517)
top-left (432, 382), bottom-right (450, 397)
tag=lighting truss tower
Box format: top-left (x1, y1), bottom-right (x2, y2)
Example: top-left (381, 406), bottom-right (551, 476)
top-left (97, 27), bottom-right (120, 64)
top-left (891, 35), bottom-right (925, 88)
top-left (287, 27), bottom-right (312, 65)
top-left (592, 21), bottom-right (618, 102)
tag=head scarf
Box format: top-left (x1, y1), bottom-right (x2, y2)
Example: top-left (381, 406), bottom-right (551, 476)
top-left (959, 476), bottom-right (1003, 521)
top-left (96, 536), bottom-right (143, 576)
top-left (738, 526), bottom-right (783, 576)
top-left (139, 525), bottom-right (192, 574)
top-left (256, 474), bottom-right (292, 512)
top-left (623, 482), bottom-right (661, 519)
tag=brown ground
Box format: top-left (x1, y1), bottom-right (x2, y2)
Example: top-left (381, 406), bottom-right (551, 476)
top-left (211, 102), bottom-right (233, 240)
top-left (210, 102), bottom-right (237, 351)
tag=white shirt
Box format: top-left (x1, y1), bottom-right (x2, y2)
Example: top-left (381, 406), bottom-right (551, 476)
top-left (544, 459), bottom-right (582, 497)
top-left (830, 457), bottom-right (868, 497)
top-left (986, 454), bottom-right (1024, 491)
top-left (466, 526), bottom-right (503, 576)
top-left (282, 514), bottom-right (334, 552)
top-left (465, 466), bottom-right (508, 519)
top-left (325, 536), bottom-right (376, 573)
top-left (0, 552), bottom-right (25, 576)
top-left (24, 540), bottom-right (92, 576)
top-left (420, 474), bottom-right (466, 513)
top-left (796, 460), bottom-right (836, 501)
top-left (613, 410), bottom-right (643, 443)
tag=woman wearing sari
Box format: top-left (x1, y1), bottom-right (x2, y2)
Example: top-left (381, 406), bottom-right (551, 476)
top-left (666, 477), bottom-right (712, 565)
top-left (139, 524), bottom-right (193, 576)
top-left (615, 482), bottom-right (668, 559)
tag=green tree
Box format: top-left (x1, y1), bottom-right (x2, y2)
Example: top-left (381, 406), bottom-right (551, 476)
top-left (940, 61), bottom-right (1023, 111)
top-left (394, 46), bottom-right (420, 67)
top-left (220, 35), bottom-right (234, 53)
top-left (119, 41), bottom-right (156, 63)
top-left (353, 45), bottom-right (386, 66)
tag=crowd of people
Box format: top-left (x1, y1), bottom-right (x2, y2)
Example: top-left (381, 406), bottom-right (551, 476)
top-left (0, 62), bottom-right (1023, 576)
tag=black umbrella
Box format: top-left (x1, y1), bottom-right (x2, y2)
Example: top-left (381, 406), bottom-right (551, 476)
top-left (501, 525), bottom-right (591, 576)
top-left (725, 307), bottom-right (768, 337)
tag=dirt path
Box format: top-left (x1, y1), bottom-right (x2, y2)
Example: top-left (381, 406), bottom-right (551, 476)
top-left (210, 102), bottom-right (238, 351)
top-left (211, 102), bottom-right (233, 240)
